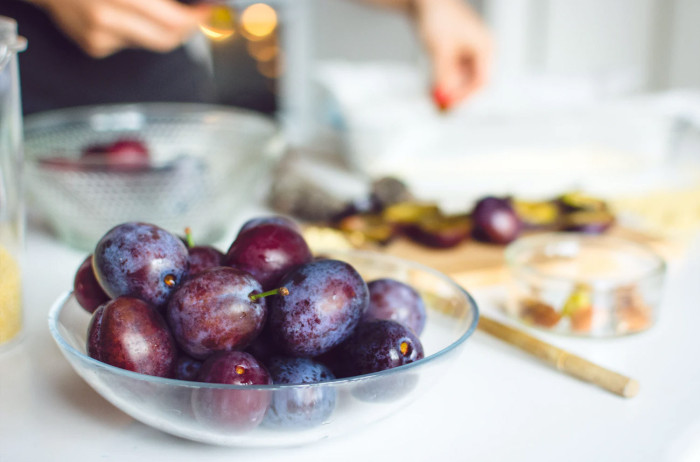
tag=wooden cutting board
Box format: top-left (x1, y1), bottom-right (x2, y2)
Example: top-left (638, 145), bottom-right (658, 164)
top-left (378, 226), bottom-right (684, 289)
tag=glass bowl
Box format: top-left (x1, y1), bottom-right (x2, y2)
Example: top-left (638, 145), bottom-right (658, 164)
top-left (505, 233), bottom-right (666, 337)
top-left (24, 103), bottom-right (283, 250)
top-left (48, 250), bottom-right (479, 447)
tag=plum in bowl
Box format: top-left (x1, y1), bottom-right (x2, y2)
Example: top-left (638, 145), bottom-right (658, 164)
top-left (48, 250), bottom-right (478, 447)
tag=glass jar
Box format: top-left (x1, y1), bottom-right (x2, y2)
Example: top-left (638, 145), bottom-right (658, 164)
top-left (0, 17), bottom-right (26, 352)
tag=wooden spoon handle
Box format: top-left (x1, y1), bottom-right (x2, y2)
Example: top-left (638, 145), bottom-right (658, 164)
top-left (477, 315), bottom-right (639, 398)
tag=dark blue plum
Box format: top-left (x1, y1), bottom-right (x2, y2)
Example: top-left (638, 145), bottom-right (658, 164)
top-left (267, 259), bottom-right (369, 357)
top-left (192, 351), bottom-right (272, 431)
top-left (175, 354), bottom-right (203, 381)
top-left (329, 320), bottom-right (424, 402)
top-left (263, 357), bottom-right (336, 429)
top-left (226, 223), bottom-right (312, 291)
top-left (330, 320), bottom-right (424, 378)
top-left (166, 267), bottom-right (266, 360)
top-left (244, 327), bottom-right (282, 364)
top-left (237, 215), bottom-right (301, 237)
top-left (471, 196), bottom-right (522, 245)
top-left (363, 278), bottom-right (427, 335)
top-left (93, 222), bottom-right (189, 309)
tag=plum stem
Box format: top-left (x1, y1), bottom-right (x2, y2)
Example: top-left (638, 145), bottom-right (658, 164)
top-left (184, 227), bottom-right (195, 248)
top-left (250, 287), bottom-right (289, 301)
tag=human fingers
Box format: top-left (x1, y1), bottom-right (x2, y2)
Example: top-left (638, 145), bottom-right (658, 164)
top-left (452, 41), bottom-right (493, 103)
top-left (119, 0), bottom-right (212, 34)
top-left (94, 0), bottom-right (211, 54)
top-left (431, 46), bottom-right (463, 111)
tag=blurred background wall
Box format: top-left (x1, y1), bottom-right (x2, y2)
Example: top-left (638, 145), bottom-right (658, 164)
top-left (310, 0), bottom-right (700, 95)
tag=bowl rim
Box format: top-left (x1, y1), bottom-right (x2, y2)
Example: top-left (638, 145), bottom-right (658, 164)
top-left (24, 102), bottom-right (279, 132)
top-left (504, 232), bottom-right (667, 285)
top-left (48, 250), bottom-right (480, 391)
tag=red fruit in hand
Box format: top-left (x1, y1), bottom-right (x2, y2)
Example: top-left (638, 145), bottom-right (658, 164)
top-left (432, 86), bottom-right (452, 112)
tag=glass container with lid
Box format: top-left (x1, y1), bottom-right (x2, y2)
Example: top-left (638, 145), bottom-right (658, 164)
top-left (0, 16), bottom-right (26, 351)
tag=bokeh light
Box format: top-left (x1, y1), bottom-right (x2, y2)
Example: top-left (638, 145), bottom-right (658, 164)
top-left (200, 5), bottom-right (236, 41)
top-left (257, 50), bottom-right (284, 79)
top-left (246, 35), bottom-right (278, 62)
top-left (240, 3), bottom-right (278, 40)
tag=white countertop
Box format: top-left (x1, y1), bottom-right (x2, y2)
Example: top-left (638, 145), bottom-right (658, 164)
top-left (2, 216), bottom-right (700, 462)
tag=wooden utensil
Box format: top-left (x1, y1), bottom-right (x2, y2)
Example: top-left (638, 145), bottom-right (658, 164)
top-left (477, 315), bottom-right (639, 398)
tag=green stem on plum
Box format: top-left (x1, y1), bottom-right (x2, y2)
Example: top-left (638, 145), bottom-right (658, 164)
top-left (184, 227), bottom-right (195, 248)
top-left (250, 287), bottom-right (289, 301)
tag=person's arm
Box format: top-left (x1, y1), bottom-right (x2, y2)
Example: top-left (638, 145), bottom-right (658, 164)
top-left (359, 0), bottom-right (493, 110)
top-left (25, 0), bottom-right (212, 58)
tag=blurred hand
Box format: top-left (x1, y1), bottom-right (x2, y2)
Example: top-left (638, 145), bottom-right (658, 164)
top-left (28, 0), bottom-right (212, 58)
top-left (413, 0), bottom-right (493, 110)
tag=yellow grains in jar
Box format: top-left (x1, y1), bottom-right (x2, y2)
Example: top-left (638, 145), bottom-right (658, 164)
top-left (0, 244), bottom-right (21, 345)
